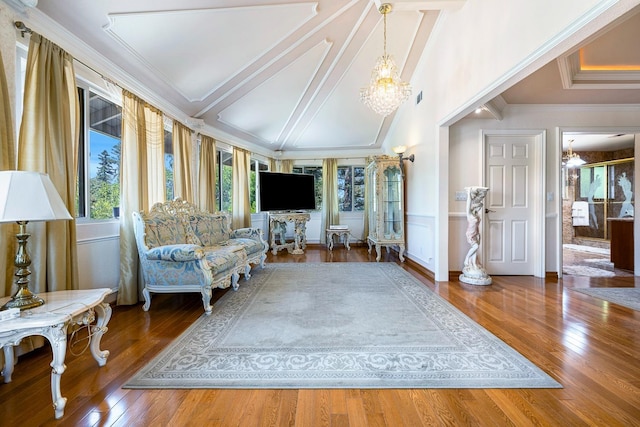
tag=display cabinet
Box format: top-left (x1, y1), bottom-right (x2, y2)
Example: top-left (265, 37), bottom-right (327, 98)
top-left (366, 155), bottom-right (405, 262)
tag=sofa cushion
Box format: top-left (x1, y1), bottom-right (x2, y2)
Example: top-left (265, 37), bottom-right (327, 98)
top-left (228, 237), bottom-right (264, 256)
top-left (146, 244), bottom-right (203, 262)
top-left (144, 216), bottom-right (186, 248)
top-left (202, 246), bottom-right (240, 275)
top-left (188, 213), bottom-right (231, 246)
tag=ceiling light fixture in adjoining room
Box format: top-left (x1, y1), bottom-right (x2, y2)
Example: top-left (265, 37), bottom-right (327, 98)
top-left (360, 3), bottom-right (412, 117)
top-left (564, 139), bottom-right (586, 167)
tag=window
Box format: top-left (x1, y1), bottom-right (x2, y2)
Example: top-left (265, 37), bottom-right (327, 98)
top-left (338, 166), bottom-right (365, 211)
top-left (77, 88), bottom-right (122, 220)
top-left (216, 150), bottom-right (233, 212)
top-left (164, 129), bottom-right (174, 201)
top-left (293, 166), bottom-right (322, 211)
top-left (250, 159), bottom-right (268, 213)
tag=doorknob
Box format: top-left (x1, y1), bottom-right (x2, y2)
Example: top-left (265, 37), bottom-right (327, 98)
top-left (485, 208), bottom-right (495, 213)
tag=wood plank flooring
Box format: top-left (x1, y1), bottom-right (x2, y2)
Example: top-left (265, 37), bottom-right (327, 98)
top-left (1, 245), bottom-right (639, 426)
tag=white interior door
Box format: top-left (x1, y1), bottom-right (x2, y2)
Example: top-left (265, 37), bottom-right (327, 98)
top-left (484, 132), bottom-right (542, 275)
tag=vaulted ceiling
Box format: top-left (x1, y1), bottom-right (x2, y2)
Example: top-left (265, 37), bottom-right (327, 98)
top-left (34, 0), bottom-right (457, 154)
top-left (28, 1), bottom-right (640, 154)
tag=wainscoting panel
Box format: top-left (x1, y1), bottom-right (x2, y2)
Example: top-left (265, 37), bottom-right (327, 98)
top-left (449, 212), bottom-right (468, 272)
top-left (406, 213), bottom-right (436, 271)
top-left (77, 235), bottom-right (120, 292)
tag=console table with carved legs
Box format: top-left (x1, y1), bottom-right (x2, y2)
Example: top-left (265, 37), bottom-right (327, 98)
top-left (0, 288), bottom-right (112, 419)
top-left (269, 212), bottom-right (311, 255)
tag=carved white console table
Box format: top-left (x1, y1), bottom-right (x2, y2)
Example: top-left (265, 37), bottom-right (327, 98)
top-left (0, 288), bottom-right (112, 419)
top-left (269, 212), bottom-right (311, 255)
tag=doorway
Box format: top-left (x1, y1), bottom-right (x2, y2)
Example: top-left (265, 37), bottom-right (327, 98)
top-left (482, 130), bottom-right (545, 277)
top-left (560, 131), bottom-right (636, 278)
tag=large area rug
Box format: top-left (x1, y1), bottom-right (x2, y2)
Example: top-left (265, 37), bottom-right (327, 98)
top-left (573, 287), bottom-right (640, 311)
top-left (125, 263), bottom-right (561, 389)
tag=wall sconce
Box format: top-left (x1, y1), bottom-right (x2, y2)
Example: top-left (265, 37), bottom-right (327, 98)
top-left (392, 145), bottom-right (414, 177)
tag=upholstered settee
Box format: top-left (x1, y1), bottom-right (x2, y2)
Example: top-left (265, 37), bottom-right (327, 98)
top-left (132, 198), bottom-right (268, 314)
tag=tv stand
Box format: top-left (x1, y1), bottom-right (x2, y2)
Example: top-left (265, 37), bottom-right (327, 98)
top-left (269, 212), bottom-right (311, 255)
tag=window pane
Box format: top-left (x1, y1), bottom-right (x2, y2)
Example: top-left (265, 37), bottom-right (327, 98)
top-left (353, 166), bottom-right (365, 211)
top-left (251, 160), bottom-right (268, 213)
top-left (303, 166), bottom-right (322, 211)
top-left (164, 129), bottom-right (174, 201)
top-left (338, 166), bottom-right (352, 211)
top-left (76, 87), bottom-right (86, 217)
top-left (88, 91), bottom-right (121, 220)
top-left (220, 151), bottom-right (233, 212)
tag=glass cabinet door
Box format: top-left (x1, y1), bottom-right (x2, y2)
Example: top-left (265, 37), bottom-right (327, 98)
top-left (368, 164), bottom-right (377, 238)
top-left (383, 165), bottom-right (402, 239)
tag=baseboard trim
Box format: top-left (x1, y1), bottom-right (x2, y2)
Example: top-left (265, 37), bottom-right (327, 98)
top-left (405, 256), bottom-right (435, 282)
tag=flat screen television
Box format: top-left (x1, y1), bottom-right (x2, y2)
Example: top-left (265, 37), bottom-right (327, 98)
top-left (259, 171), bottom-right (315, 212)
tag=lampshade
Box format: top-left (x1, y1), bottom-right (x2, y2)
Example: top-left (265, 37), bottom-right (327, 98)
top-left (392, 145), bottom-right (407, 154)
top-left (0, 171), bottom-right (72, 222)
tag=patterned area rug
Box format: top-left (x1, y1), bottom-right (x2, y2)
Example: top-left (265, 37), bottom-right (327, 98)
top-left (573, 287), bottom-right (640, 311)
top-left (563, 265), bottom-right (616, 277)
top-left (125, 263), bottom-right (561, 389)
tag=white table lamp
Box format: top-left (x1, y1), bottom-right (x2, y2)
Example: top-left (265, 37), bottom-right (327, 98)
top-left (0, 171), bottom-right (72, 310)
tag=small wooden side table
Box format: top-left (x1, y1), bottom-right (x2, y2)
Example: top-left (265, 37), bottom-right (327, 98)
top-left (326, 228), bottom-right (351, 251)
top-left (0, 288), bottom-right (112, 419)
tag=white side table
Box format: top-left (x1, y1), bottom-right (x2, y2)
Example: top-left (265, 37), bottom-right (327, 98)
top-left (326, 228), bottom-right (351, 251)
top-left (0, 288), bottom-right (112, 419)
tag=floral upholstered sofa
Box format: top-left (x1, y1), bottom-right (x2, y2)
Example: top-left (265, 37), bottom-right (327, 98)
top-left (132, 198), bottom-right (268, 314)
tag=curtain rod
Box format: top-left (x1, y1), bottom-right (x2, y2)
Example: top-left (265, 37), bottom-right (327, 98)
top-left (14, 20), bottom-right (122, 90)
top-left (14, 21), bottom-right (32, 36)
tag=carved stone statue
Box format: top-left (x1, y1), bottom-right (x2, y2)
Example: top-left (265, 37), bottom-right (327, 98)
top-left (459, 186), bottom-right (492, 285)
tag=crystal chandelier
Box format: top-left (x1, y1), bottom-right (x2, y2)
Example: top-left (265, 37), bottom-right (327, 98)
top-left (360, 3), bottom-right (412, 117)
top-left (563, 139), bottom-right (586, 167)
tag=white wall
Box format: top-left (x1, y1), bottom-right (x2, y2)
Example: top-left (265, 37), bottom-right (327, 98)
top-left (384, 0), bottom-right (638, 280)
top-left (448, 105), bottom-right (640, 273)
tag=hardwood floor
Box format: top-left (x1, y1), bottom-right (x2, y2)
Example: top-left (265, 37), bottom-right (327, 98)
top-left (1, 245), bottom-right (639, 426)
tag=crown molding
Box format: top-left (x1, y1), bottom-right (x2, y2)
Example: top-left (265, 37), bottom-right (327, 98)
top-left (558, 51), bottom-right (640, 89)
top-left (1, 0), bottom-right (37, 15)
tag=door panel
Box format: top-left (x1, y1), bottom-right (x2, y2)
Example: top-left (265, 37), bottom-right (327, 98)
top-left (485, 135), bottom-right (535, 275)
top-left (488, 220), bottom-right (505, 263)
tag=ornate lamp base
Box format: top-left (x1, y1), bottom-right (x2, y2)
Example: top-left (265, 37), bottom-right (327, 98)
top-left (1, 286), bottom-right (45, 310)
top-left (1, 221), bottom-right (46, 311)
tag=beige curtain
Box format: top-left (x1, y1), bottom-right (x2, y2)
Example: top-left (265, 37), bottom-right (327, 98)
top-left (117, 90), bottom-right (165, 305)
top-left (276, 159), bottom-right (293, 173)
top-left (0, 48), bottom-right (16, 298)
top-left (172, 121), bottom-right (194, 202)
top-left (232, 147), bottom-right (251, 229)
top-left (198, 134), bottom-right (217, 212)
top-left (268, 157), bottom-right (276, 172)
top-left (17, 33), bottom-right (79, 294)
top-left (320, 158), bottom-right (339, 243)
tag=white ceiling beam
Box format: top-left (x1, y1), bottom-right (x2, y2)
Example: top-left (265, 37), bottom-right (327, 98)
top-left (373, 0), bottom-right (466, 11)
